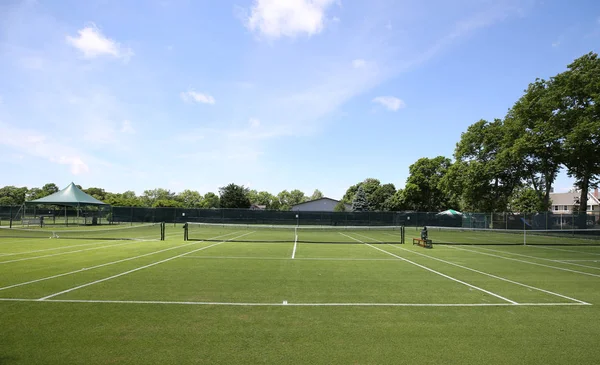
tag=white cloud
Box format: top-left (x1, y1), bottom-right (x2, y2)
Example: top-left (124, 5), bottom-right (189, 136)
top-left (246, 0), bottom-right (337, 39)
top-left (0, 122), bottom-right (91, 175)
top-left (53, 156), bottom-right (90, 175)
top-left (249, 118), bottom-right (261, 128)
top-left (180, 90), bottom-right (216, 104)
top-left (121, 120), bottom-right (135, 134)
top-left (372, 96), bottom-right (406, 111)
top-left (352, 59), bottom-right (367, 68)
top-left (66, 25), bottom-right (133, 60)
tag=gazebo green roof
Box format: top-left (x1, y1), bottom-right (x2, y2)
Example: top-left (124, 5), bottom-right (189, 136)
top-left (27, 183), bottom-right (108, 206)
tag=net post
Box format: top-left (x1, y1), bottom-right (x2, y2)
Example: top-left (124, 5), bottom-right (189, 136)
top-left (160, 222), bottom-right (165, 241)
top-left (183, 222), bottom-right (189, 241)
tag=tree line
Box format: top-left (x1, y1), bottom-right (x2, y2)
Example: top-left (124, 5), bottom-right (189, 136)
top-left (1, 53), bottom-right (598, 215)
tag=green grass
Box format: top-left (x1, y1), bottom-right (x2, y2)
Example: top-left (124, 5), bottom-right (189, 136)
top-left (1, 225), bottom-right (600, 364)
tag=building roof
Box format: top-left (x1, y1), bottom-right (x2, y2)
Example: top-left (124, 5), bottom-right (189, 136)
top-left (27, 183), bottom-right (108, 206)
top-left (291, 197), bottom-right (341, 207)
top-left (549, 191), bottom-right (600, 206)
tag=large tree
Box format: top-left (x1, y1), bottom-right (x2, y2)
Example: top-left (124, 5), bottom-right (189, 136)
top-left (341, 178), bottom-right (395, 211)
top-left (505, 78), bottom-right (562, 211)
top-left (0, 186), bottom-right (28, 205)
top-left (552, 52), bottom-right (600, 225)
top-left (402, 156), bottom-right (453, 211)
top-left (176, 190), bottom-right (204, 208)
top-left (202, 192), bottom-right (220, 208)
top-left (444, 119), bottom-right (521, 212)
top-left (219, 183), bottom-right (251, 209)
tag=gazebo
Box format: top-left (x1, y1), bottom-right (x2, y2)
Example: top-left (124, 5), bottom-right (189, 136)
top-left (24, 183), bottom-right (110, 226)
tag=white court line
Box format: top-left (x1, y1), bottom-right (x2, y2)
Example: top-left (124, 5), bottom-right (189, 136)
top-left (557, 259), bottom-right (600, 262)
top-left (182, 256), bottom-right (401, 261)
top-left (340, 233), bottom-right (518, 305)
top-left (528, 245), bottom-right (600, 257)
top-left (0, 298), bottom-right (587, 307)
top-left (0, 239), bottom-right (148, 265)
top-left (448, 246), bottom-right (600, 278)
top-left (467, 246), bottom-right (600, 271)
top-left (0, 231), bottom-right (242, 292)
top-left (38, 232), bottom-right (255, 301)
top-left (352, 235), bottom-right (590, 305)
top-left (291, 233), bottom-right (298, 259)
top-left (0, 239), bottom-right (146, 258)
top-left (0, 229), bottom-right (172, 264)
top-left (468, 246), bottom-right (600, 271)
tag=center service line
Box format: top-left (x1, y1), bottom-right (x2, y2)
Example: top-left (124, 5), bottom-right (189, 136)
top-left (339, 233), bottom-right (519, 305)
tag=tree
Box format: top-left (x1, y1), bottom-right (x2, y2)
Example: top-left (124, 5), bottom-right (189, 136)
top-left (83, 187), bottom-right (107, 202)
top-left (277, 190), bottom-right (292, 211)
top-left (508, 187), bottom-right (546, 213)
top-left (341, 178), bottom-right (394, 211)
top-left (255, 191), bottom-right (277, 209)
top-left (202, 192), bottom-right (220, 208)
top-left (552, 52), bottom-right (600, 227)
top-left (382, 190), bottom-right (405, 211)
top-left (219, 183), bottom-right (251, 209)
top-left (334, 201), bottom-right (347, 212)
top-left (352, 186), bottom-right (369, 212)
top-left (371, 183), bottom-right (396, 211)
top-left (310, 189), bottom-right (324, 201)
top-left (176, 190), bottom-right (204, 208)
top-left (141, 188), bottom-right (176, 207)
top-left (402, 157), bottom-right (454, 211)
top-left (444, 119), bottom-right (521, 212)
top-left (505, 78), bottom-right (562, 211)
top-left (41, 183), bottom-right (59, 197)
top-left (288, 189), bottom-right (307, 206)
top-left (0, 186), bottom-right (28, 205)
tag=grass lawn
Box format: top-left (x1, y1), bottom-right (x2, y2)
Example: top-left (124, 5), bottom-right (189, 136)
top-left (1, 225), bottom-right (600, 364)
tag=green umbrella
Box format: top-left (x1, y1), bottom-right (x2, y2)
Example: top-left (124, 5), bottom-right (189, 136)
top-left (437, 209), bottom-right (463, 216)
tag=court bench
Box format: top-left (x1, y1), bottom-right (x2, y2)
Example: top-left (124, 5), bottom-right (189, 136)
top-left (412, 238), bottom-right (432, 248)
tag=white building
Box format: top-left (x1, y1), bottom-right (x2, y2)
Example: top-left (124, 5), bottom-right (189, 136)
top-left (549, 189), bottom-right (600, 214)
top-left (291, 198), bottom-right (351, 212)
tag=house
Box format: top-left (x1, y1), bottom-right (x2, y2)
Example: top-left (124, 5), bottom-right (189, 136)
top-left (249, 204), bottom-right (266, 210)
top-left (291, 197), bottom-right (351, 212)
top-left (549, 188), bottom-right (600, 214)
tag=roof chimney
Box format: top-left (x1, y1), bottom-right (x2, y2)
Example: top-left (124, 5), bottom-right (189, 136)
top-left (595, 188), bottom-right (599, 198)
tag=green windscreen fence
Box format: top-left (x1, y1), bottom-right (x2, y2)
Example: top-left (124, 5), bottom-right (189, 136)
top-left (0, 222), bottom-right (165, 241)
top-left (184, 223), bottom-right (405, 244)
top-left (414, 226), bottom-right (600, 246)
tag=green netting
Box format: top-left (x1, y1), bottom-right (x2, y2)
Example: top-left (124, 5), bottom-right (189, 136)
top-left (419, 226), bottom-right (600, 246)
top-left (184, 222), bottom-right (404, 244)
top-left (0, 223), bottom-right (164, 240)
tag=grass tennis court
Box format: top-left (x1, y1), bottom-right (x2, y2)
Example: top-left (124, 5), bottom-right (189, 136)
top-left (1, 224), bottom-right (600, 364)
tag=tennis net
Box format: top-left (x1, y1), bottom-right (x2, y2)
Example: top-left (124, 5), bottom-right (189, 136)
top-left (0, 223), bottom-right (165, 241)
top-left (184, 222), bottom-right (405, 244)
top-left (420, 226), bottom-right (600, 246)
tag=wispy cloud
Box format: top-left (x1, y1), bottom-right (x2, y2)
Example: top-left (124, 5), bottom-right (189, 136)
top-left (66, 25), bottom-right (133, 60)
top-left (121, 120), bottom-right (135, 134)
top-left (372, 96), bottom-right (405, 111)
top-left (0, 122), bottom-right (91, 175)
top-left (245, 0), bottom-right (338, 39)
top-left (180, 90), bottom-right (216, 104)
top-left (249, 118), bottom-right (261, 128)
top-left (352, 59), bottom-right (367, 68)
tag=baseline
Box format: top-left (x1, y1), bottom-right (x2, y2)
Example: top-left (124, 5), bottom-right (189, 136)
top-left (0, 298), bottom-right (587, 307)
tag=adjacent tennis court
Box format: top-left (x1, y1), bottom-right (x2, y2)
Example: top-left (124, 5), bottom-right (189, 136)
top-left (1, 224), bottom-right (600, 364)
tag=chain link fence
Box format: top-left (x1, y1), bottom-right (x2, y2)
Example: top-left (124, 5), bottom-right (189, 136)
top-left (2, 205), bottom-right (598, 230)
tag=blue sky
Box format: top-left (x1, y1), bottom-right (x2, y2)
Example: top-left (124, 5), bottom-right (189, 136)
top-left (0, 0), bottom-right (599, 199)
